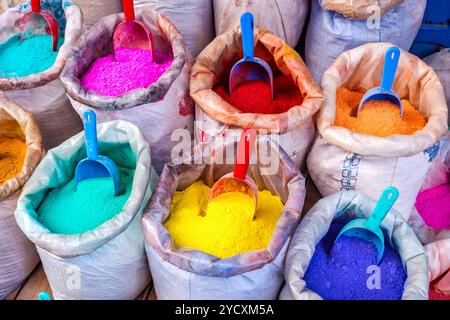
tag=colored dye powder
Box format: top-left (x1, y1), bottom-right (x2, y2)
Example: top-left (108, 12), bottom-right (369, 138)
top-left (164, 181), bottom-right (284, 259)
top-left (0, 136), bottom-right (26, 186)
top-left (0, 34), bottom-right (63, 78)
top-left (38, 167), bottom-right (134, 235)
top-left (335, 87), bottom-right (426, 137)
top-left (415, 183), bottom-right (450, 230)
top-left (304, 222), bottom-right (406, 300)
top-left (214, 75), bottom-right (303, 114)
top-left (80, 48), bottom-right (173, 97)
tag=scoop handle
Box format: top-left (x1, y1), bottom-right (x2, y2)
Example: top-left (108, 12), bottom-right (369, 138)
top-left (122, 0), bottom-right (135, 21)
top-left (381, 47), bottom-right (400, 92)
top-left (234, 128), bottom-right (257, 180)
top-left (366, 186), bottom-right (399, 232)
top-left (31, 0), bottom-right (40, 13)
top-left (83, 110), bottom-right (99, 160)
top-left (241, 12), bottom-right (255, 61)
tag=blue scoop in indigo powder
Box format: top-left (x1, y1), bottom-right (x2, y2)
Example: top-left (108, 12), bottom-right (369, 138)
top-left (304, 222), bottom-right (406, 300)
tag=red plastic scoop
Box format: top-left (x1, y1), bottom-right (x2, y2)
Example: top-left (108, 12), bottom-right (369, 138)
top-left (20, 0), bottom-right (59, 52)
top-left (113, 0), bottom-right (154, 59)
top-left (210, 129), bottom-right (258, 216)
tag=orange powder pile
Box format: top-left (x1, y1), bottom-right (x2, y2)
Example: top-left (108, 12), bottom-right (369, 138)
top-left (334, 87), bottom-right (427, 137)
top-left (0, 136), bottom-right (26, 186)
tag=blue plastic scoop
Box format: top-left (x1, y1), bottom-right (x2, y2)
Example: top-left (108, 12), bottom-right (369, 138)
top-left (334, 187), bottom-right (400, 264)
top-left (75, 110), bottom-right (120, 196)
top-left (229, 12), bottom-right (273, 98)
top-left (358, 47), bottom-right (403, 117)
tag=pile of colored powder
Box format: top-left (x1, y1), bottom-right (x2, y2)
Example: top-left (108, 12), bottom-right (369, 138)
top-left (0, 136), bottom-right (26, 186)
top-left (304, 222), bottom-right (406, 300)
top-left (80, 48), bottom-right (173, 97)
top-left (214, 75), bottom-right (303, 114)
top-left (38, 167), bottom-right (134, 235)
top-left (0, 34), bottom-right (63, 78)
top-left (334, 87), bottom-right (426, 137)
top-left (415, 184), bottom-right (450, 230)
top-left (164, 181), bottom-right (284, 259)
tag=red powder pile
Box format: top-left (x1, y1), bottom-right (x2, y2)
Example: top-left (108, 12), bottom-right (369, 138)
top-left (214, 75), bottom-right (303, 114)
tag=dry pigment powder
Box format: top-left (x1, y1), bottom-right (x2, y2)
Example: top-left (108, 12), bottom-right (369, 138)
top-left (304, 222), bottom-right (406, 300)
top-left (214, 75), bottom-right (303, 114)
top-left (0, 34), bottom-right (63, 78)
top-left (415, 184), bottom-right (450, 230)
top-left (0, 135), bottom-right (26, 186)
top-left (164, 181), bottom-right (284, 259)
top-left (38, 167), bottom-right (134, 235)
top-left (80, 48), bottom-right (173, 97)
top-left (335, 87), bottom-right (426, 137)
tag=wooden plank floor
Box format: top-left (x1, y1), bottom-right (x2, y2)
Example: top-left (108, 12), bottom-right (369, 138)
top-left (5, 178), bottom-right (322, 300)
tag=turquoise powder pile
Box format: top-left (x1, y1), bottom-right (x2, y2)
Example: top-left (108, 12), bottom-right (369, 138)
top-left (0, 34), bottom-right (63, 78)
top-left (38, 167), bottom-right (134, 235)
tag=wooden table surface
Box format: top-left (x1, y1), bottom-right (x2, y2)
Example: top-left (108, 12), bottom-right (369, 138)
top-left (5, 178), bottom-right (322, 300)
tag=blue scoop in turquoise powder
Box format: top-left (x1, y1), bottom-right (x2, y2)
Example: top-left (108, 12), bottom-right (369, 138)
top-left (38, 167), bottom-right (134, 235)
top-left (0, 34), bottom-right (63, 78)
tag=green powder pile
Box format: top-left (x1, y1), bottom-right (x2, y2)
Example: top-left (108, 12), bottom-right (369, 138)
top-left (38, 167), bottom-right (134, 235)
top-left (0, 34), bottom-right (64, 78)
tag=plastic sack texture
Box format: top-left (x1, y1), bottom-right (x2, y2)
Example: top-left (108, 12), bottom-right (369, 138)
top-left (135, 0), bottom-right (214, 59)
top-left (307, 43), bottom-right (448, 221)
top-left (424, 49), bottom-right (450, 126)
top-left (73, 0), bottom-right (122, 30)
top-left (213, 0), bottom-right (309, 48)
top-left (0, 0), bottom-right (83, 150)
top-left (408, 132), bottom-right (450, 296)
top-left (142, 139), bottom-right (306, 300)
top-left (305, 0), bottom-right (426, 83)
top-left (0, 99), bottom-right (43, 299)
top-left (61, 8), bottom-right (194, 175)
top-left (279, 191), bottom-right (429, 300)
top-left (15, 120), bottom-right (157, 300)
top-left (318, 0), bottom-right (404, 19)
top-left (191, 26), bottom-right (324, 171)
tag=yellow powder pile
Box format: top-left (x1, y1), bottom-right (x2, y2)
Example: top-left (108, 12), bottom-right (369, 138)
top-left (164, 181), bottom-right (284, 259)
top-left (0, 135), bottom-right (26, 186)
top-left (334, 87), bottom-right (427, 137)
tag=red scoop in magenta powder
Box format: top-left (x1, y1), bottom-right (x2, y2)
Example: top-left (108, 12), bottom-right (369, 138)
top-left (415, 183), bottom-right (450, 230)
top-left (215, 75), bottom-right (303, 114)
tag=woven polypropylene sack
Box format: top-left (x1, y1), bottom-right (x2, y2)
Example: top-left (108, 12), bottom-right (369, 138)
top-left (408, 132), bottom-right (450, 296)
top-left (73, 0), bottom-right (122, 30)
top-left (213, 0), bottom-right (309, 48)
top-left (134, 0), bottom-right (214, 59)
top-left (0, 99), bottom-right (42, 299)
top-left (0, 0), bottom-right (83, 150)
top-left (280, 191), bottom-right (429, 300)
top-left (142, 139), bottom-right (306, 300)
top-left (61, 8), bottom-right (193, 174)
top-left (424, 49), bottom-right (450, 126)
top-left (305, 0), bottom-right (426, 83)
top-left (15, 120), bottom-right (157, 300)
top-left (307, 43), bottom-right (448, 221)
top-left (319, 0), bottom-right (404, 19)
top-left (191, 27), bottom-right (324, 172)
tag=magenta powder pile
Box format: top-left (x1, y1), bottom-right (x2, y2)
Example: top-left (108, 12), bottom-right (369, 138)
top-left (80, 48), bottom-right (173, 97)
top-left (304, 222), bottom-right (406, 300)
top-left (415, 183), bottom-right (450, 230)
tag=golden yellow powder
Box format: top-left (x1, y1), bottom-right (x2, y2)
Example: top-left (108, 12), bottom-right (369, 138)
top-left (334, 87), bottom-right (427, 137)
top-left (164, 181), bottom-right (284, 259)
top-left (0, 135), bottom-right (26, 186)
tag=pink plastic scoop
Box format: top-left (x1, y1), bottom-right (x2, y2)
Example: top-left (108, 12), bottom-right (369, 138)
top-left (113, 0), bottom-right (154, 59)
top-left (210, 129), bottom-right (258, 216)
top-left (20, 0), bottom-right (59, 51)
